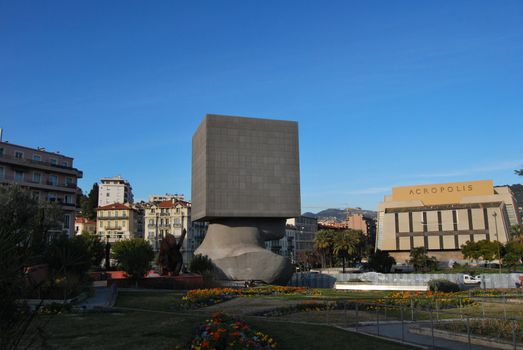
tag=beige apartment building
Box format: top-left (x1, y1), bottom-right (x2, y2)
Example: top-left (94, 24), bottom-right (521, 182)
top-left (0, 140), bottom-right (83, 236)
top-left (376, 180), bottom-right (521, 263)
top-left (96, 203), bottom-right (143, 243)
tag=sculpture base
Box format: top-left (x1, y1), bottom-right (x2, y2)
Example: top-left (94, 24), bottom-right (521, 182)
top-left (195, 218), bottom-right (293, 285)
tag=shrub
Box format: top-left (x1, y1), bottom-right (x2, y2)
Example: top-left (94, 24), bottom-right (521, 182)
top-left (368, 249), bottom-right (396, 273)
top-left (428, 279), bottom-right (460, 293)
top-left (189, 254), bottom-right (214, 274)
top-left (111, 239), bottom-right (154, 282)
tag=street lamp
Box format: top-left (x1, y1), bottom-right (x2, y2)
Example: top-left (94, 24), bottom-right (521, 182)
top-left (492, 212), bottom-right (501, 274)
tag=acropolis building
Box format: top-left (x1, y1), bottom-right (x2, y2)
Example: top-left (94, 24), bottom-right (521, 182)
top-left (376, 180), bottom-right (520, 263)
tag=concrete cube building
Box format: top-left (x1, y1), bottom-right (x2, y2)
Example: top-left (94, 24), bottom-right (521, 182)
top-left (192, 114), bottom-right (301, 284)
top-left (192, 114), bottom-right (300, 220)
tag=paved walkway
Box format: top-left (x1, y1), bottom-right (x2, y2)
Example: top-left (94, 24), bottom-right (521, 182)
top-left (76, 286), bottom-right (115, 310)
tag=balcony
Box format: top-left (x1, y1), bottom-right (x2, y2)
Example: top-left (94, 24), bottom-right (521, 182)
top-left (0, 153), bottom-right (83, 178)
top-left (0, 175), bottom-right (78, 193)
top-left (98, 216), bottom-right (127, 220)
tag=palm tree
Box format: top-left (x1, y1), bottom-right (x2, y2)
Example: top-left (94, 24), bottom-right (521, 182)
top-left (333, 230), bottom-right (360, 273)
top-left (511, 224), bottom-right (523, 243)
top-left (314, 230), bottom-right (335, 269)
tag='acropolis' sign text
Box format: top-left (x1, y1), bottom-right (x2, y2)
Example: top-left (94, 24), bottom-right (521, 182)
top-left (391, 180), bottom-right (494, 205)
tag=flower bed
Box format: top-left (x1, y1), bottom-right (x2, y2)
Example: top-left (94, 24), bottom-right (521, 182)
top-left (191, 312), bottom-right (277, 349)
top-left (376, 291), bottom-right (475, 309)
top-left (255, 300), bottom-right (338, 317)
top-left (183, 286), bottom-right (309, 308)
top-left (458, 289), bottom-right (523, 298)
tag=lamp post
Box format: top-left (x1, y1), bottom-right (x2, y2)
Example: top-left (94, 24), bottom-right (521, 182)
top-left (155, 211), bottom-right (159, 251)
top-left (493, 212), bottom-right (501, 274)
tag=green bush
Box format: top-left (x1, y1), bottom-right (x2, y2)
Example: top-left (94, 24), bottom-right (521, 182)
top-left (189, 254), bottom-right (214, 274)
top-left (111, 239), bottom-right (154, 281)
top-left (428, 279), bottom-right (460, 293)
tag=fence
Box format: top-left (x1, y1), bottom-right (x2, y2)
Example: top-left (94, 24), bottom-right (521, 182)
top-left (252, 293), bottom-right (523, 350)
top-left (289, 272), bottom-right (523, 289)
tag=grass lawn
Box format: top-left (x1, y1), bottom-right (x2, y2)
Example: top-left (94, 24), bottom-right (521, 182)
top-left (39, 310), bottom-right (415, 350)
top-left (31, 290), bottom-right (417, 349)
top-left (115, 290), bottom-right (186, 311)
top-left (41, 310), bottom-right (205, 349)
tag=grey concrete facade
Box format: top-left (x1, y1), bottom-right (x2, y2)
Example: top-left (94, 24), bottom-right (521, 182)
top-left (192, 114), bottom-right (300, 221)
top-left (192, 114), bottom-right (301, 284)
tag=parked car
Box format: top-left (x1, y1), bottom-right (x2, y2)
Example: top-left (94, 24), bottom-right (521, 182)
top-left (460, 274), bottom-right (481, 285)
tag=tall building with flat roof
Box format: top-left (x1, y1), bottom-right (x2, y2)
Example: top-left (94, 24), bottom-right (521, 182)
top-left (98, 176), bottom-right (133, 206)
top-left (376, 180), bottom-right (521, 263)
top-left (0, 140), bottom-right (83, 236)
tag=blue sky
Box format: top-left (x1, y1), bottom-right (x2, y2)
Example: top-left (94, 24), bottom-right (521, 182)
top-left (1, 1), bottom-right (522, 211)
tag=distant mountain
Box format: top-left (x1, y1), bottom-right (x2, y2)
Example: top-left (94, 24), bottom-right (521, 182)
top-left (509, 184), bottom-right (523, 209)
top-left (303, 207), bottom-right (377, 221)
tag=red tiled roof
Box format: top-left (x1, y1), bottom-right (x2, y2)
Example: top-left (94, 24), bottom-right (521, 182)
top-left (96, 203), bottom-right (131, 210)
top-left (75, 217), bottom-right (96, 225)
top-left (157, 200), bottom-right (190, 208)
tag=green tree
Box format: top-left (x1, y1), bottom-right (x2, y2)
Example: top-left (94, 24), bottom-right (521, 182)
top-left (461, 241), bottom-right (482, 263)
top-left (112, 239), bottom-right (154, 285)
top-left (333, 230), bottom-right (360, 273)
top-left (503, 241), bottom-right (523, 271)
top-left (45, 234), bottom-right (92, 300)
top-left (368, 249), bottom-right (396, 273)
top-left (477, 239), bottom-right (502, 263)
top-left (314, 230), bottom-right (335, 268)
top-left (409, 247), bottom-right (438, 272)
top-left (511, 224), bottom-right (523, 243)
top-left (80, 183), bottom-right (99, 221)
top-left (0, 185), bottom-right (62, 349)
top-left (462, 240), bottom-right (502, 264)
top-left (78, 232), bottom-right (105, 268)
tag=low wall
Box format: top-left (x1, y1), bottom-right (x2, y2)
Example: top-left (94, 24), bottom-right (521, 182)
top-left (289, 272), bottom-right (523, 289)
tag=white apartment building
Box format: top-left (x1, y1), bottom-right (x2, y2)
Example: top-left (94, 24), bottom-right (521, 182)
top-left (144, 199), bottom-right (198, 264)
top-left (98, 176), bottom-right (133, 206)
top-left (149, 193), bottom-right (185, 202)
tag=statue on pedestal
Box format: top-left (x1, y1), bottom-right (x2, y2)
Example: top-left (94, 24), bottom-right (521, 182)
top-left (158, 229), bottom-right (186, 276)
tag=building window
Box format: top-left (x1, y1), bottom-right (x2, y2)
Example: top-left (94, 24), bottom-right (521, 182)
top-left (33, 155), bottom-right (41, 161)
top-left (65, 177), bottom-right (73, 186)
top-left (48, 193), bottom-right (57, 202)
top-left (14, 170), bottom-right (24, 182)
top-left (0, 148), bottom-right (3, 156)
top-left (49, 175), bottom-right (58, 185)
top-left (33, 172), bottom-right (41, 183)
top-left (50, 158), bottom-right (57, 165)
top-left (32, 191), bottom-right (40, 201)
top-left (0, 166), bottom-right (4, 179)
top-left (64, 195), bottom-right (72, 204)
top-left (15, 151), bottom-right (23, 159)
top-left (64, 214), bottom-right (71, 229)
top-left (61, 160), bottom-right (68, 167)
